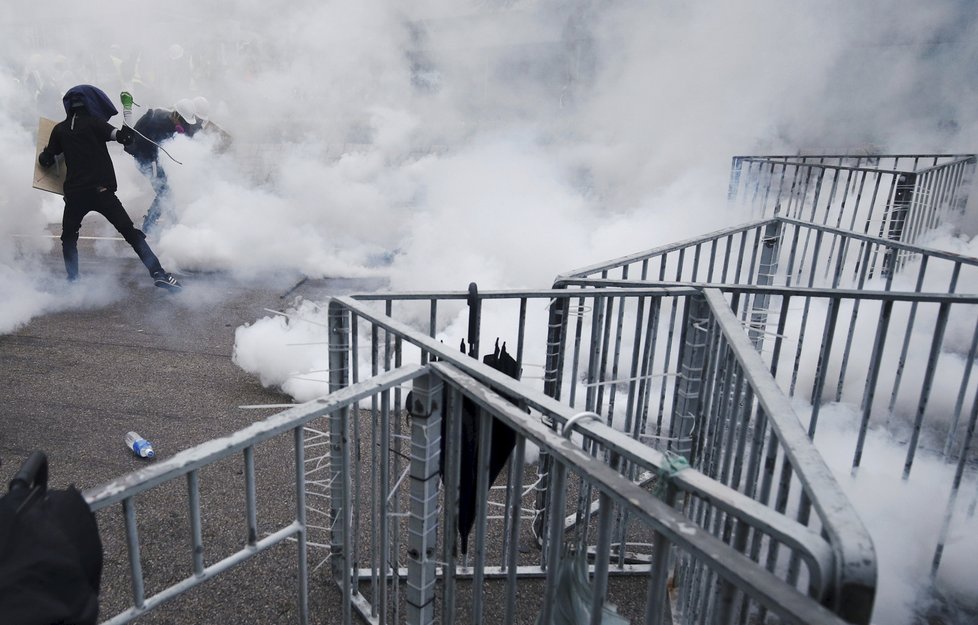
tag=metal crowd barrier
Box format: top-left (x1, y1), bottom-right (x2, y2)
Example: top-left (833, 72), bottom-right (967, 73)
top-left (558, 216), bottom-right (978, 293)
top-left (79, 285), bottom-right (875, 624)
top-left (552, 218), bottom-right (978, 478)
top-left (555, 169), bottom-right (978, 591)
top-left (82, 366), bottom-right (422, 625)
top-left (319, 289), bottom-right (874, 624)
top-left (727, 154), bottom-right (976, 246)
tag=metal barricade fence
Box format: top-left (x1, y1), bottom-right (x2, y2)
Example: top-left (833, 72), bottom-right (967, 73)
top-left (727, 154), bottom-right (976, 246)
top-left (78, 285), bottom-right (873, 624)
top-left (82, 366), bottom-right (423, 625)
top-left (324, 289), bottom-right (874, 624)
top-left (557, 217), bottom-right (978, 293)
top-left (555, 228), bottom-right (978, 574)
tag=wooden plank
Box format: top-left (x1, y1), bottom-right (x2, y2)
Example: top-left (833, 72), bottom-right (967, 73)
top-left (33, 116), bottom-right (65, 196)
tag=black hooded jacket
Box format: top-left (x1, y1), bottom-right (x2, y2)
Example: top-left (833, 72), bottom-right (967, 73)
top-left (40, 85), bottom-right (120, 195)
top-left (42, 112), bottom-right (119, 195)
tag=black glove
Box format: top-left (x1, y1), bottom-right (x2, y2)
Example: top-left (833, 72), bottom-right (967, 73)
top-left (116, 125), bottom-right (135, 146)
top-left (38, 151), bottom-right (55, 168)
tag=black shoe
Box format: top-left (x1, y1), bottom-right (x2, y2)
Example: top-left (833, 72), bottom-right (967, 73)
top-left (153, 272), bottom-right (182, 292)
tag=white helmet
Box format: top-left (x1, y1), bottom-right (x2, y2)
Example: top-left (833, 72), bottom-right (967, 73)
top-left (192, 96), bottom-right (210, 121)
top-left (174, 98), bottom-right (197, 125)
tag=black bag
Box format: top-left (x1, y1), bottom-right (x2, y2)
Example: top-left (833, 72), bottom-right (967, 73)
top-left (0, 452), bottom-right (103, 625)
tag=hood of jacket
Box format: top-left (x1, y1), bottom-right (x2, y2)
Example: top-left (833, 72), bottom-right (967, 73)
top-left (62, 84), bottom-right (118, 122)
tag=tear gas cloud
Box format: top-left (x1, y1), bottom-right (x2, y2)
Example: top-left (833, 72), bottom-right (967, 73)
top-left (4, 1), bottom-right (978, 328)
top-left (4, 1), bottom-right (978, 622)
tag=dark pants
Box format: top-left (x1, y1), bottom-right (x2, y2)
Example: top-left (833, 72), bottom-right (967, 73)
top-left (61, 188), bottom-right (164, 281)
top-left (136, 159), bottom-right (168, 234)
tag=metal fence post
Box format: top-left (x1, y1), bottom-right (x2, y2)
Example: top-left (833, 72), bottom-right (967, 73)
top-left (536, 290), bottom-right (570, 546)
top-left (749, 219), bottom-right (782, 351)
top-left (328, 301), bottom-right (354, 624)
top-left (671, 293), bottom-right (711, 461)
top-left (467, 282), bottom-right (481, 358)
top-left (882, 173), bottom-right (916, 275)
top-left (405, 372), bottom-right (442, 625)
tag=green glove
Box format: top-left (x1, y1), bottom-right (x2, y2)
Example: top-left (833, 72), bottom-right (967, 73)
top-left (120, 91), bottom-right (134, 109)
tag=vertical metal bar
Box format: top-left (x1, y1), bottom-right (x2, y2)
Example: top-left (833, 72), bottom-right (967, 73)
top-left (932, 379), bottom-right (978, 575)
top-left (539, 460), bottom-right (568, 625)
top-left (327, 302), bottom-right (352, 624)
top-left (589, 489), bottom-right (615, 625)
top-left (379, 388), bottom-right (390, 625)
top-left (406, 374), bottom-right (442, 625)
top-left (807, 297), bottom-right (841, 437)
top-left (593, 294), bottom-right (614, 416)
top-left (888, 258), bottom-right (930, 414)
top-left (187, 471), bottom-right (204, 577)
top-left (853, 300), bottom-right (893, 472)
top-left (295, 425), bottom-right (310, 625)
top-left (544, 294), bottom-right (569, 401)
top-left (644, 486), bottom-right (677, 625)
top-left (783, 220), bottom-right (803, 287)
top-left (605, 294), bottom-right (629, 427)
top-left (944, 315), bottom-right (978, 458)
top-left (391, 364), bottom-right (403, 624)
top-left (244, 446), bottom-right (258, 546)
top-left (351, 316), bottom-right (360, 386)
top-left (904, 301), bottom-right (951, 478)
top-left (123, 497), bottom-right (146, 609)
top-left (720, 235), bottom-right (733, 283)
top-left (834, 166), bottom-right (856, 230)
top-left (655, 294), bottom-right (682, 437)
top-left (370, 327), bottom-right (380, 614)
top-left (623, 296), bottom-right (648, 438)
top-left (442, 386), bottom-right (462, 625)
top-left (516, 297), bottom-right (528, 370)
top-left (422, 299), bottom-right (436, 365)
top-left (536, 293), bottom-right (569, 556)
top-left (749, 220), bottom-right (782, 351)
top-left (875, 173), bottom-right (902, 240)
top-left (568, 295), bottom-right (588, 408)
top-left (846, 169), bottom-right (870, 233)
top-left (467, 282), bottom-right (481, 358)
top-left (636, 298), bottom-right (663, 440)
top-left (727, 156), bottom-right (744, 206)
top-left (861, 170), bottom-right (887, 237)
top-left (470, 411), bottom-right (494, 625)
top-left (835, 241), bottom-right (868, 402)
top-left (672, 294), bottom-right (710, 461)
top-left (504, 437), bottom-right (526, 625)
top-left (788, 293), bottom-right (814, 398)
top-left (708, 239), bottom-right (718, 283)
top-left (732, 232), bottom-right (746, 285)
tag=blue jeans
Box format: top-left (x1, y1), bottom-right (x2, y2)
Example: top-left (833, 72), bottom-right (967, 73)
top-left (137, 159), bottom-right (169, 234)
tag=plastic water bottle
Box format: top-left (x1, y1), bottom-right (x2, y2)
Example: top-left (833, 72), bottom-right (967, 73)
top-left (125, 432), bottom-right (155, 459)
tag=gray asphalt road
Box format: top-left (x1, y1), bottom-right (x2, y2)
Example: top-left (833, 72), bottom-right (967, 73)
top-left (0, 237), bottom-right (382, 625)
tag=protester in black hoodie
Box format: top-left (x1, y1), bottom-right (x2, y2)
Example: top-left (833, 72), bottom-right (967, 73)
top-left (38, 84), bottom-right (180, 291)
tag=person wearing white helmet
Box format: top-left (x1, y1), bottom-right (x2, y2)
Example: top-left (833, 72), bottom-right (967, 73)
top-left (124, 98), bottom-right (198, 233)
top-left (191, 96), bottom-right (209, 128)
top-left (186, 95), bottom-right (232, 152)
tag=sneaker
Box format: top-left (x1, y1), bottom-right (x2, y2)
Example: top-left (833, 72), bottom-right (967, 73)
top-left (153, 272), bottom-right (182, 292)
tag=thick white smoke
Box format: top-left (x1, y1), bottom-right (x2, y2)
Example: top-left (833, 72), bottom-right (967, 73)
top-left (4, 1), bottom-right (978, 623)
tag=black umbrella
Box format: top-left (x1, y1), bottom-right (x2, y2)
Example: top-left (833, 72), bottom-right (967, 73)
top-left (452, 338), bottom-right (521, 556)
